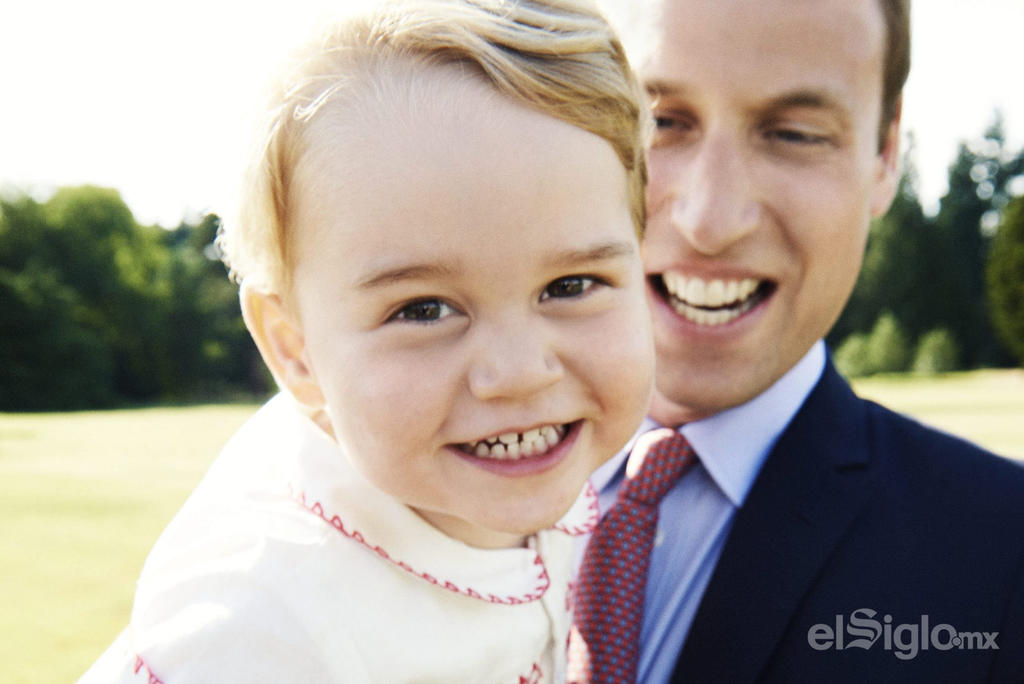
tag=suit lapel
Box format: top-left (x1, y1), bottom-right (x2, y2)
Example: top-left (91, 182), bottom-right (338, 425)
top-left (672, 362), bottom-right (874, 682)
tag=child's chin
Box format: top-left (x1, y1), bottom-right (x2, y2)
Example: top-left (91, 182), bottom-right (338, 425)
top-left (484, 495), bottom-right (579, 536)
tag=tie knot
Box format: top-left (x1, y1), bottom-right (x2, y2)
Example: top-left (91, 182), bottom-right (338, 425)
top-left (620, 428), bottom-right (694, 506)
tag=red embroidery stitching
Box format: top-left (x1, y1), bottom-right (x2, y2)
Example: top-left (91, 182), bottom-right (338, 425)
top-left (289, 486), bottom-right (550, 604)
top-left (552, 481), bottom-right (600, 536)
top-left (132, 654), bottom-right (164, 684)
top-left (518, 662), bottom-right (543, 684)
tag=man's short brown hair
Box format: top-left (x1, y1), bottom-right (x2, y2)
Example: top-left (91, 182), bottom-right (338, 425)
top-left (878, 0), bottom-right (911, 148)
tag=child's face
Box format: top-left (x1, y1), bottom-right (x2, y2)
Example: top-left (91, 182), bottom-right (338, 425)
top-left (276, 73), bottom-right (653, 548)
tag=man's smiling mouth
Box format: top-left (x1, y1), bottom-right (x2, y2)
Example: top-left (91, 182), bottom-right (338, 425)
top-left (653, 273), bottom-right (776, 326)
top-left (457, 423), bottom-right (573, 460)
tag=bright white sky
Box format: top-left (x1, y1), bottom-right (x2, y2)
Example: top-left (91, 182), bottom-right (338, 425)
top-left (0, 0), bottom-right (1021, 226)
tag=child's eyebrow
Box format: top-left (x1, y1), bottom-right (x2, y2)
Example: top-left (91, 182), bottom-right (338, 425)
top-left (545, 240), bottom-right (637, 269)
top-left (356, 241), bottom-right (635, 290)
top-left (356, 262), bottom-right (462, 289)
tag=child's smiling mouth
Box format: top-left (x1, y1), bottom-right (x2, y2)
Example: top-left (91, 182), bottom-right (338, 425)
top-left (456, 422), bottom-right (575, 460)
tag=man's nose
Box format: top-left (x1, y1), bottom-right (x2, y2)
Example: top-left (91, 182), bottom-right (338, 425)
top-left (467, 321), bottom-right (564, 401)
top-left (668, 132), bottom-right (761, 255)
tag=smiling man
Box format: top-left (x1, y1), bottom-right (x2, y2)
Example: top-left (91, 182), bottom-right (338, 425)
top-left (577, 0), bottom-right (1024, 681)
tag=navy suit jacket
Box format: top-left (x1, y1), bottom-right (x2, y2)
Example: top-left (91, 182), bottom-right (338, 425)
top-left (671, 361), bottom-right (1024, 683)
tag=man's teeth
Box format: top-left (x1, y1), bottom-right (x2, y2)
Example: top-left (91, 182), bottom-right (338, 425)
top-left (466, 424), bottom-right (567, 460)
top-left (661, 273), bottom-right (762, 326)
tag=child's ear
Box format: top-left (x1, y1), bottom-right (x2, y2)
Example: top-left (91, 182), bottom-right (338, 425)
top-left (240, 283), bottom-right (326, 411)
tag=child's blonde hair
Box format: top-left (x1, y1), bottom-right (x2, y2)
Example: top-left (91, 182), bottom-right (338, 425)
top-left (220, 0), bottom-right (648, 293)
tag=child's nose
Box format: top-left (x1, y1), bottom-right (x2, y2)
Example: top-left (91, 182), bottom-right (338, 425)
top-left (467, 323), bottom-right (564, 401)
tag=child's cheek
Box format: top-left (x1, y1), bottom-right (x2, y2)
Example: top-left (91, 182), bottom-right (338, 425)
top-left (574, 297), bottom-right (655, 432)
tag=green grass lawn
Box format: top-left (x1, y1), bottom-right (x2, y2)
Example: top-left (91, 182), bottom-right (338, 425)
top-left (2, 371), bottom-right (1022, 683)
top-left (851, 368), bottom-right (1024, 460)
top-left (0, 404), bottom-right (257, 684)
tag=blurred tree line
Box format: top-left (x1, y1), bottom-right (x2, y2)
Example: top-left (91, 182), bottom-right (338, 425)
top-left (830, 114), bottom-right (1024, 377)
top-left (0, 186), bottom-right (270, 410)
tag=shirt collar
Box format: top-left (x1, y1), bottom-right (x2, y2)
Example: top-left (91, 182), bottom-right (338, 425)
top-left (683, 340), bottom-right (825, 505)
top-left (591, 341), bottom-right (826, 507)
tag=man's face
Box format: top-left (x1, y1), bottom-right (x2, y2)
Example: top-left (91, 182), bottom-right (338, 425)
top-left (636, 0), bottom-right (900, 424)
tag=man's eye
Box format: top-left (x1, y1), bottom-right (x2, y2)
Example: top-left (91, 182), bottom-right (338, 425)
top-left (650, 110), bottom-right (698, 147)
top-left (769, 128), bottom-right (828, 145)
top-left (652, 113), bottom-right (694, 132)
top-left (542, 276), bottom-right (597, 300)
top-left (389, 299), bottom-right (455, 323)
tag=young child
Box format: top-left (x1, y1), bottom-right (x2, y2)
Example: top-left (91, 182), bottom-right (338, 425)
top-left (80, 0), bottom-right (653, 681)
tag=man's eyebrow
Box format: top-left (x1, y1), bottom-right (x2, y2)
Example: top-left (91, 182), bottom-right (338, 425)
top-left (356, 262), bottom-right (461, 289)
top-left (546, 240), bottom-right (636, 269)
top-left (763, 89), bottom-right (848, 113)
top-left (644, 81), bottom-right (848, 115)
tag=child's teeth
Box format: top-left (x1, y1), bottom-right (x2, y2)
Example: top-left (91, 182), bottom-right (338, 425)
top-left (464, 424), bottom-right (570, 460)
top-left (542, 426), bottom-right (559, 447)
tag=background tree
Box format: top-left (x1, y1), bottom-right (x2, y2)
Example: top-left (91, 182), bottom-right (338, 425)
top-left (865, 312), bottom-right (911, 374)
top-left (1, 191), bottom-right (118, 408)
top-left (932, 115), bottom-right (1023, 367)
top-left (834, 332), bottom-right (872, 378)
top-left (912, 329), bottom-right (960, 375)
top-left (987, 195), bottom-right (1024, 366)
top-left (830, 143), bottom-right (944, 346)
top-left (0, 186), bottom-right (268, 410)
top-left (831, 115), bottom-right (1024, 372)
top-left (41, 186), bottom-right (172, 399)
top-left (834, 312), bottom-right (911, 377)
top-left (162, 214), bottom-right (269, 397)
top-left (0, 261), bottom-right (115, 409)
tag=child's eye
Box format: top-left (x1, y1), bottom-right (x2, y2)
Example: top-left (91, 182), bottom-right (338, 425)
top-left (541, 275), bottom-right (599, 300)
top-left (388, 298), bottom-right (456, 323)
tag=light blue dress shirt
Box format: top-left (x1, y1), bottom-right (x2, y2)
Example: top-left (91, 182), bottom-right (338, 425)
top-left (577, 341), bottom-right (826, 683)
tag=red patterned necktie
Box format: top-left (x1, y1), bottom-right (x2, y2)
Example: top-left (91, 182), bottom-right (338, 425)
top-left (569, 428), bottom-right (696, 684)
